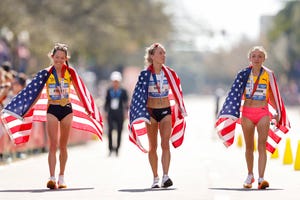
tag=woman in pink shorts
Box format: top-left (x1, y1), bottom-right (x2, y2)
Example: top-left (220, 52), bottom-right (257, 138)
top-left (241, 46), bottom-right (274, 189)
top-left (216, 46), bottom-right (290, 190)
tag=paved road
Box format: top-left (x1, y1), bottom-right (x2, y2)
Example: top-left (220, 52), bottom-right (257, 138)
top-left (1, 95), bottom-right (300, 200)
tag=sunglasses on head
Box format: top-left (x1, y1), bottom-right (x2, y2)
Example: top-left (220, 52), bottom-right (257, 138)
top-left (54, 43), bottom-right (68, 51)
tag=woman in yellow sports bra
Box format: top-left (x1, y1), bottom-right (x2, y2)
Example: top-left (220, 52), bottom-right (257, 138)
top-left (46, 43), bottom-right (73, 189)
top-left (216, 46), bottom-right (290, 190)
top-left (241, 46), bottom-right (277, 190)
top-left (1, 42), bottom-right (103, 190)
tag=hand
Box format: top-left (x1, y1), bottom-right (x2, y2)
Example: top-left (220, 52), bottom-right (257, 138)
top-left (271, 113), bottom-right (279, 125)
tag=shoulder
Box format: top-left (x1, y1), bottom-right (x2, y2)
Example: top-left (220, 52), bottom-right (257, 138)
top-left (237, 66), bottom-right (251, 76)
top-left (162, 65), bottom-right (177, 75)
top-left (107, 87), bottom-right (113, 92)
top-left (162, 65), bottom-right (179, 77)
top-left (45, 66), bottom-right (53, 71)
top-left (139, 69), bottom-right (151, 78)
top-left (141, 68), bottom-right (150, 74)
top-left (262, 66), bottom-right (274, 74)
top-left (164, 65), bottom-right (175, 72)
top-left (66, 65), bottom-right (76, 73)
top-left (240, 66), bottom-right (251, 73)
top-left (37, 67), bottom-right (52, 78)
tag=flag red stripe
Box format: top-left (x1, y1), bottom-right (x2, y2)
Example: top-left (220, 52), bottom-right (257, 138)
top-left (268, 129), bottom-right (281, 143)
top-left (1, 66), bottom-right (103, 145)
top-left (266, 142), bottom-right (275, 154)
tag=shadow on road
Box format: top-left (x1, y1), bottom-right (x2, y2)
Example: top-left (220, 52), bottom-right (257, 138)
top-left (118, 188), bottom-right (177, 193)
top-left (0, 187), bottom-right (94, 193)
top-left (209, 187), bottom-right (284, 191)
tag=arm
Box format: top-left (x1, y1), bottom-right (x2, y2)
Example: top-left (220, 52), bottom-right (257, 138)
top-left (104, 89), bottom-right (110, 113)
top-left (123, 88), bottom-right (129, 110)
top-left (268, 82), bottom-right (279, 123)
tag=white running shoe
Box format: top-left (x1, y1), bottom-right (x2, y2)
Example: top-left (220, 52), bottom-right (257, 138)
top-left (47, 176), bottom-right (57, 189)
top-left (151, 177), bottom-right (160, 188)
top-left (243, 174), bottom-right (255, 189)
top-left (258, 178), bottom-right (269, 189)
top-left (58, 175), bottom-right (67, 189)
top-left (161, 175), bottom-right (173, 188)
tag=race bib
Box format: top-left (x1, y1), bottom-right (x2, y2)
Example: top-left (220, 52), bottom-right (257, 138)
top-left (110, 98), bottom-right (119, 110)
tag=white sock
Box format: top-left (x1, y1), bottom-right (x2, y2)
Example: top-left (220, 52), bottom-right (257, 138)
top-left (162, 174), bottom-right (169, 182)
top-left (59, 175), bottom-right (64, 180)
top-left (258, 177), bottom-right (264, 183)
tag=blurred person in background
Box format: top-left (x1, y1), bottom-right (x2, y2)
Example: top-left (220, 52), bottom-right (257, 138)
top-left (0, 61), bottom-right (14, 109)
top-left (2, 73), bottom-right (28, 160)
top-left (0, 61), bottom-right (14, 162)
top-left (11, 73), bottom-right (27, 95)
top-left (129, 43), bottom-right (187, 188)
top-left (12, 73), bottom-right (27, 159)
top-left (104, 71), bottom-right (128, 156)
top-left (216, 46), bottom-right (290, 190)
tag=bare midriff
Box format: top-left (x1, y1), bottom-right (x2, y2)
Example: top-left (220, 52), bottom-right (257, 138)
top-left (147, 97), bottom-right (170, 109)
top-left (48, 99), bottom-right (71, 105)
top-left (243, 99), bottom-right (268, 107)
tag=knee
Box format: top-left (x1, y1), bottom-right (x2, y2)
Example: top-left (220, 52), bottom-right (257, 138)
top-left (59, 145), bottom-right (68, 153)
top-left (257, 142), bottom-right (266, 153)
top-left (245, 145), bottom-right (254, 154)
top-left (149, 144), bottom-right (158, 154)
top-left (48, 141), bottom-right (58, 152)
top-left (49, 147), bottom-right (57, 153)
top-left (161, 142), bottom-right (170, 152)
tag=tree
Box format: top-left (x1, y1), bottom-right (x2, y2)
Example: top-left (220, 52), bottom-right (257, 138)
top-left (268, 1), bottom-right (300, 82)
top-left (0, 0), bottom-right (172, 73)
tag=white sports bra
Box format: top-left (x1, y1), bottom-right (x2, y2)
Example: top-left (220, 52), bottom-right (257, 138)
top-left (148, 71), bottom-right (169, 98)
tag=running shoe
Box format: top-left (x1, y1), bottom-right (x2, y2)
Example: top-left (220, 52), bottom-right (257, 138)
top-left (258, 180), bottom-right (269, 189)
top-left (243, 174), bottom-right (255, 189)
top-left (151, 177), bottom-right (160, 188)
top-left (161, 175), bottom-right (173, 188)
top-left (58, 175), bottom-right (67, 189)
top-left (47, 177), bottom-right (57, 189)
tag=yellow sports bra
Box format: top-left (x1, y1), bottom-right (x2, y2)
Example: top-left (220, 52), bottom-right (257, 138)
top-left (244, 70), bottom-right (270, 101)
top-left (46, 68), bottom-right (71, 103)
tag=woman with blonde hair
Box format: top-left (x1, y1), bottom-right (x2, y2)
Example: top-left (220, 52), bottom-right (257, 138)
top-left (216, 46), bottom-right (290, 189)
top-left (129, 43), bottom-right (187, 188)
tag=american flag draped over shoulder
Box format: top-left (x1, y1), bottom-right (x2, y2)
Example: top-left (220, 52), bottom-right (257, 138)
top-left (215, 66), bottom-right (290, 153)
top-left (0, 65), bottom-right (103, 144)
top-left (129, 65), bottom-right (187, 153)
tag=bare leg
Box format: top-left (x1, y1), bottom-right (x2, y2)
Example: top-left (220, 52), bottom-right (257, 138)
top-left (58, 113), bottom-right (73, 176)
top-left (146, 118), bottom-right (159, 178)
top-left (159, 115), bottom-right (172, 175)
top-left (256, 116), bottom-right (270, 179)
top-left (241, 116), bottom-right (255, 175)
top-left (46, 114), bottom-right (59, 178)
